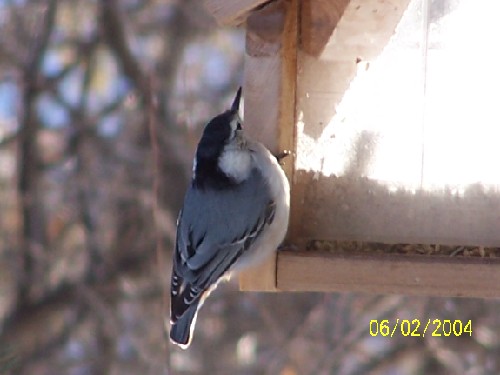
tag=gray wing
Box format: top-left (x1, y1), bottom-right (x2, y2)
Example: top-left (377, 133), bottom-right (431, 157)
top-left (170, 168), bottom-right (275, 323)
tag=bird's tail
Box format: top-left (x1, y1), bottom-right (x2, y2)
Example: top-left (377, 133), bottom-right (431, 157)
top-left (169, 304), bottom-right (200, 349)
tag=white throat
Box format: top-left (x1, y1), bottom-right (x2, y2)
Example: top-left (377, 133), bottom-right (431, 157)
top-left (218, 144), bottom-right (252, 183)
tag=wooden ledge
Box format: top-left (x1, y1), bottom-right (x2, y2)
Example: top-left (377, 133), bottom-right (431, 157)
top-left (276, 251), bottom-right (500, 298)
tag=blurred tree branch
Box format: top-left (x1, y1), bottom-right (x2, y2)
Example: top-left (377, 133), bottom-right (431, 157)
top-left (17, 0), bottom-right (59, 304)
top-left (100, 0), bottom-right (149, 100)
top-left (74, 45), bottom-right (105, 282)
top-left (0, 132), bottom-right (18, 148)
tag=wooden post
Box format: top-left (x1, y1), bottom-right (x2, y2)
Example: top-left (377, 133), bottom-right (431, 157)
top-left (238, 0), bottom-right (298, 291)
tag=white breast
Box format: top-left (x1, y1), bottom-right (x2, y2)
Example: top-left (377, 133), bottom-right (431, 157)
top-left (230, 139), bottom-right (291, 271)
top-left (218, 148), bottom-right (252, 183)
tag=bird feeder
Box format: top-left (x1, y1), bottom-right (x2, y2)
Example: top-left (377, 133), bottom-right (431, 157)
top-left (203, 0), bottom-right (500, 297)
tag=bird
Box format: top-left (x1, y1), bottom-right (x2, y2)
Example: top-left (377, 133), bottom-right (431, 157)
top-left (169, 87), bottom-right (290, 349)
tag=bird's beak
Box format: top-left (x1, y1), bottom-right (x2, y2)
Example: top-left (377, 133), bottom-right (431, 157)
top-left (231, 87), bottom-right (242, 112)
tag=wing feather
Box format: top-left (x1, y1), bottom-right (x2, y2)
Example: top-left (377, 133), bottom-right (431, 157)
top-left (170, 168), bottom-right (274, 323)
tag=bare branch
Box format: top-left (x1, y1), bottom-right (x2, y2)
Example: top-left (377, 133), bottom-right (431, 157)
top-left (0, 132), bottom-right (18, 148)
top-left (24, 0), bottom-right (59, 81)
top-left (17, 0), bottom-right (59, 304)
top-left (99, 0), bottom-right (148, 97)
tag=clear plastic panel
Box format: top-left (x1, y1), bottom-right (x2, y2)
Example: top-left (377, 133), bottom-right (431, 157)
top-left (296, 0), bottom-right (500, 245)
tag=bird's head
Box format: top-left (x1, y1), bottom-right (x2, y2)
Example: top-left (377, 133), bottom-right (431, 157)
top-left (193, 87), bottom-right (248, 188)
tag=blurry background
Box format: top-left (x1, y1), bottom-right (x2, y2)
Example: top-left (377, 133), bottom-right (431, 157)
top-left (0, 0), bottom-right (499, 374)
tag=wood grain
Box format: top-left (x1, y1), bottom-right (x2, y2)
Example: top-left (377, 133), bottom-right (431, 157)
top-left (238, 0), bottom-right (298, 291)
top-left (301, 0), bottom-right (351, 56)
top-left (203, 0), bottom-right (271, 25)
top-left (277, 251), bottom-right (500, 298)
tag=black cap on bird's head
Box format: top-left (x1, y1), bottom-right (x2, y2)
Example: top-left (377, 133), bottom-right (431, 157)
top-left (197, 87), bottom-right (243, 154)
top-left (193, 87), bottom-right (244, 188)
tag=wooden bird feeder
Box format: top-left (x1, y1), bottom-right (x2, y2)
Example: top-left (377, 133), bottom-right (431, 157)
top-left (203, 0), bottom-right (500, 297)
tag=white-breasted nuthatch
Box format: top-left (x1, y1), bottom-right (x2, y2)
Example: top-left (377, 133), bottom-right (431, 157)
top-left (169, 88), bottom-right (290, 349)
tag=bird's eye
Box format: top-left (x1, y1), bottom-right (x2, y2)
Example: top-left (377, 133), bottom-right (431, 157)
top-left (236, 122), bottom-right (242, 130)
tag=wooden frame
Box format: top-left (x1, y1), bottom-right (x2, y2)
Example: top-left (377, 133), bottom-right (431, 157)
top-left (236, 0), bottom-right (298, 291)
top-left (204, 0), bottom-right (500, 297)
top-left (278, 251), bottom-right (500, 298)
